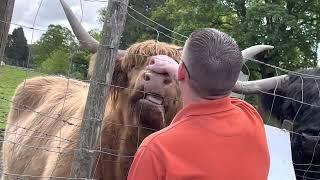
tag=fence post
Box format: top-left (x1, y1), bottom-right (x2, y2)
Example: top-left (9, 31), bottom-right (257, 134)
top-left (0, 0), bottom-right (15, 62)
top-left (70, 0), bottom-right (129, 178)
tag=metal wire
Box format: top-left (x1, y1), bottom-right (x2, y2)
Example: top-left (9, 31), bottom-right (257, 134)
top-left (1, 1), bottom-right (320, 179)
top-left (2, 140), bottom-right (135, 158)
top-left (127, 6), bottom-right (188, 39)
top-left (127, 12), bottom-right (185, 43)
top-left (0, 121), bottom-right (76, 143)
top-left (0, 171), bottom-right (97, 180)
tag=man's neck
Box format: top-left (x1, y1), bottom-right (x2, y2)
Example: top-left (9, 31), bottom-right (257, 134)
top-left (182, 92), bottom-right (230, 107)
top-left (182, 95), bottom-right (203, 107)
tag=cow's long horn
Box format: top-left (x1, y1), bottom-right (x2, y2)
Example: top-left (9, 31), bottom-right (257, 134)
top-left (241, 45), bottom-right (274, 63)
top-left (233, 75), bottom-right (289, 94)
top-left (59, 0), bottom-right (99, 53)
top-left (232, 44), bottom-right (289, 94)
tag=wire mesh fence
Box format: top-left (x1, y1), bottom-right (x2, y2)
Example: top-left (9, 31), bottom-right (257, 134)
top-left (0, 0), bottom-right (319, 179)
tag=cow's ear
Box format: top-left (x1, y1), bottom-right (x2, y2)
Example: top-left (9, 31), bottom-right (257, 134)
top-left (111, 52), bottom-right (128, 88)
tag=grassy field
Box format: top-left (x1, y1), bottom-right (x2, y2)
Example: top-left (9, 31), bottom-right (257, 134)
top-left (0, 66), bottom-right (43, 129)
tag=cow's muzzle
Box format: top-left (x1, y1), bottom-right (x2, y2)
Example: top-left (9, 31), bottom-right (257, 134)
top-left (141, 71), bottom-right (172, 104)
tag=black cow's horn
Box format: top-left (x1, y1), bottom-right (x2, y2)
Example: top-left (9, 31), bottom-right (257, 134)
top-left (234, 45), bottom-right (289, 94)
top-left (241, 45), bottom-right (274, 63)
top-left (233, 75), bottom-right (289, 94)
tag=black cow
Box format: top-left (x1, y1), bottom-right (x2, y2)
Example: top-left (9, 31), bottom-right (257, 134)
top-left (234, 68), bottom-right (320, 180)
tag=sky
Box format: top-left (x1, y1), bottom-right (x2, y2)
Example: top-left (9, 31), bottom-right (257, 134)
top-left (9, 0), bottom-right (105, 44)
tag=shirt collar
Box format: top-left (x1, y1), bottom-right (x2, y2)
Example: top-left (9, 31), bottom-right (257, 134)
top-left (170, 96), bottom-right (234, 125)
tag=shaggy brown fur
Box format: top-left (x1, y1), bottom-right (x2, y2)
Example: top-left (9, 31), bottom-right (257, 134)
top-left (2, 40), bottom-right (182, 180)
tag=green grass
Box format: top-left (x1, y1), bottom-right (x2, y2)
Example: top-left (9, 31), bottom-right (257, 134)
top-left (0, 66), bottom-right (43, 129)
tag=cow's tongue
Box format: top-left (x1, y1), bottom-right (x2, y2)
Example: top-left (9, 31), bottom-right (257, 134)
top-left (137, 98), bottom-right (165, 130)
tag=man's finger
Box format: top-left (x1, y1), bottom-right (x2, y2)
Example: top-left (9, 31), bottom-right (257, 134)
top-left (146, 65), bottom-right (164, 74)
top-left (153, 57), bottom-right (178, 65)
top-left (146, 64), bottom-right (157, 71)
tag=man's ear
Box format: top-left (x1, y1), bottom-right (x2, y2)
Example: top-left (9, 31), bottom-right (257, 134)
top-left (177, 63), bottom-right (186, 81)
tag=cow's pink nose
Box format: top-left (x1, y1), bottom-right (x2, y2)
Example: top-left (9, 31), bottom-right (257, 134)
top-left (143, 72), bottom-right (172, 85)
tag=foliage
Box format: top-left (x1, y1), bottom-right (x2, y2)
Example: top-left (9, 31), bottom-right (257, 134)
top-left (152, 0), bottom-right (319, 77)
top-left (231, 1), bottom-right (319, 77)
top-left (32, 24), bottom-right (78, 68)
top-left (0, 66), bottom-right (43, 127)
top-left (89, 29), bottom-right (102, 42)
top-left (98, 0), bottom-right (166, 49)
top-left (39, 49), bottom-right (90, 79)
top-left (40, 49), bottom-right (70, 75)
top-left (69, 51), bottom-right (90, 79)
top-left (28, 24), bottom-right (90, 79)
top-left (151, 0), bottom-right (236, 45)
top-left (4, 27), bottom-right (29, 67)
top-left (151, 0), bottom-right (319, 108)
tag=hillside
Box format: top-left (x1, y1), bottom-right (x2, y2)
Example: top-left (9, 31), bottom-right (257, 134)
top-left (0, 66), bottom-right (43, 129)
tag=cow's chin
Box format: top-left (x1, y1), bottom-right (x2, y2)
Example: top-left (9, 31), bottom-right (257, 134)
top-left (129, 89), bottom-right (166, 130)
top-left (136, 98), bottom-right (166, 131)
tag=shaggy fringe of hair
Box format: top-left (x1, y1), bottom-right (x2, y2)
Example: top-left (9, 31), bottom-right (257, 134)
top-left (121, 40), bottom-right (181, 71)
top-left (88, 40), bottom-right (182, 78)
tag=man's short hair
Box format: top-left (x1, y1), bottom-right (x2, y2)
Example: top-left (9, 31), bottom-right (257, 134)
top-left (182, 28), bottom-right (242, 98)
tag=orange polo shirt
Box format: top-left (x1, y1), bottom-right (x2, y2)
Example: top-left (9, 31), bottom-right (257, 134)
top-left (127, 97), bottom-right (270, 180)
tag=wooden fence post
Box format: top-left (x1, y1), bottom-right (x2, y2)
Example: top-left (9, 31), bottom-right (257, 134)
top-left (70, 0), bottom-right (129, 178)
top-left (0, 0), bottom-right (15, 62)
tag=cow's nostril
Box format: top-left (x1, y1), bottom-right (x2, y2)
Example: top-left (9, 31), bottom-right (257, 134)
top-left (144, 73), bottom-right (151, 81)
top-left (164, 78), bottom-right (172, 85)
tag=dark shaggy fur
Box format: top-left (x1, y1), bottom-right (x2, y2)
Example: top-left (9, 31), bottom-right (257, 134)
top-left (261, 68), bottom-right (320, 179)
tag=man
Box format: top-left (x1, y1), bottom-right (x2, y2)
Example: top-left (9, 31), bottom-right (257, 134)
top-left (127, 28), bottom-right (270, 180)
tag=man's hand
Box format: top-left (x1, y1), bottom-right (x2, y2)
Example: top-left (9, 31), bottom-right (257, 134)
top-left (146, 55), bottom-right (179, 80)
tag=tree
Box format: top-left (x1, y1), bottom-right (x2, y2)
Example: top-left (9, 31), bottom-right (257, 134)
top-left (4, 27), bottom-right (29, 67)
top-left (152, 0), bottom-right (236, 45)
top-left (32, 24), bottom-right (77, 68)
top-left (151, 0), bottom-right (319, 110)
top-left (98, 0), bottom-right (166, 49)
top-left (228, 0), bottom-right (320, 78)
top-left (39, 48), bottom-right (90, 79)
top-left (152, 0), bottom-right (320, 79)
top-left (0, 0), bottom-right (15, 61)
top-left (31, 24), bottom-right (91, 78)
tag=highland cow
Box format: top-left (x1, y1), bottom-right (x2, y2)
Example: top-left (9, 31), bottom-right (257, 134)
top-left (2, 40), bottom-right (183, 180)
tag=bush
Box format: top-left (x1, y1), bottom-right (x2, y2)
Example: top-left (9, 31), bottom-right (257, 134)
top-left (40, 49), bottom-right (70, 75)
top-left (70, 51), bottom-right (90, 80)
